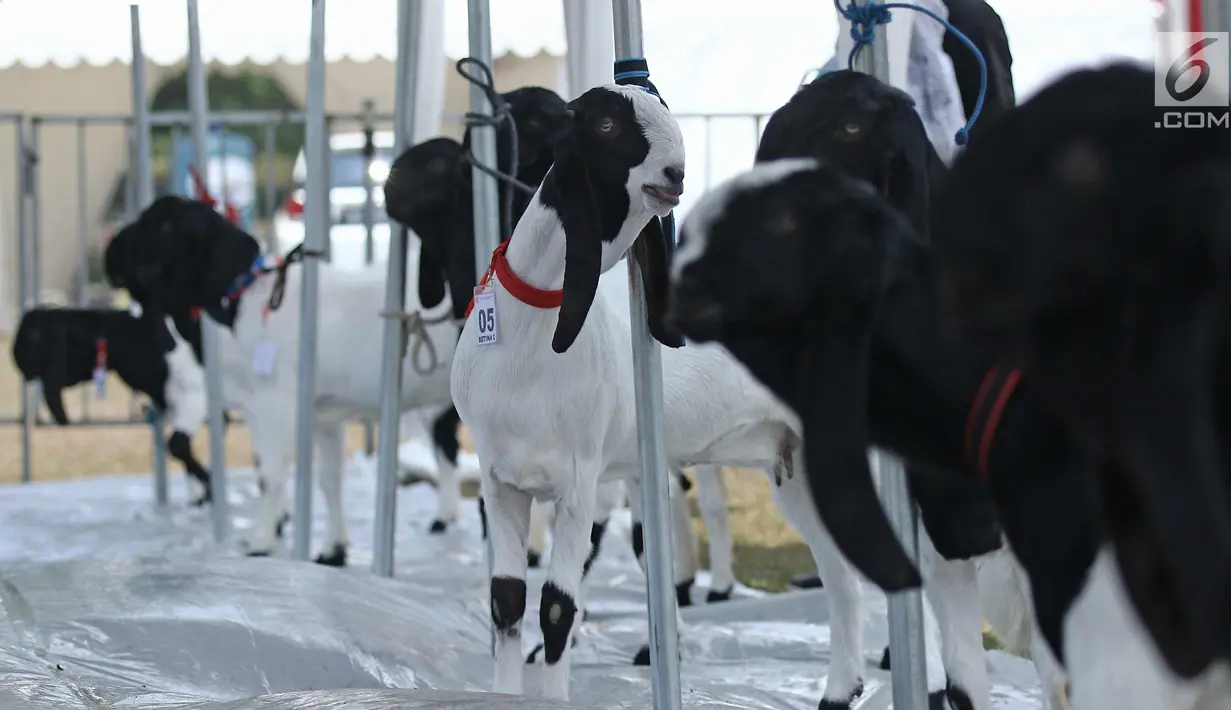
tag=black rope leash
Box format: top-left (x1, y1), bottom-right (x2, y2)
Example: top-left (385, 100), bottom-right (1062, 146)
top-left (454, 57), bottom-right (536, 239)
top-left (265, 242), bottom-right (327, 313)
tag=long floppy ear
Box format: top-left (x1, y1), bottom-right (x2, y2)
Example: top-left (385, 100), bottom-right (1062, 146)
top-left (417, 239), bottom-right (447, 309)
top-left (631, 216), bottom-right (686, 348)
top-left (798, 320), bottom-right (922, 592)
top-left (41, 329), bottom-right (72, 426)
top-left (1092, 301), bottom-right (1230, 674)
top-left (549, 147), bottom-right (604, 354)
top-left (883, 119), bottom-right (941, 236)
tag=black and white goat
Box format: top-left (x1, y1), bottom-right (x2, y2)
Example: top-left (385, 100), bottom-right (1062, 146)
top-left (445, 83), bottom-right (985, 708)
top-left (666, 82), bottom-right (1230, 708)
top-left (932, 62), bottom-right (1231, 693)
top-left (11, 306), bottom-right (211, 505)
top-left (388, 129), bottom-right (728, 608)
top-left (107, 195), bottom-right (461, 565)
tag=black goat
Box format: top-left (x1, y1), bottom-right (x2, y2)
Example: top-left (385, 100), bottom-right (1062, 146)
top-left (11, 306), bottom-right (212, 505)
top-left (932, 62), bottom-right (1231, 680)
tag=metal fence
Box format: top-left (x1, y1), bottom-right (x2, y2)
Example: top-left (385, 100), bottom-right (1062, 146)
top-left (1, 107), bottom-right (770, 484)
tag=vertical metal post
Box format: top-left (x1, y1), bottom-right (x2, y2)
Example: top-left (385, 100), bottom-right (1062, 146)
top-left (132, 3), bottom-right (167, 506)
top-left (611, 3), bottom-right (683, 709)
top-left (263, 122), bottom-right (277, 250)
top-left (372, 0), bottom-right (422, 579)
top-left (16, 121), bottom-right (33, 484)
top-left (218, 125), bottom-right (231, 216)
top-left (187, 0), bottom-right (231, 541)
top-left (360, 99), bottom-right (379, 456)
top-left (168, 125), bottom-right (183, 195)
top-left (76, 120), bottom-right (91, 418)
top-left (467, 0), bottom-right (501, 657)
top-left (850, 6), bottom-right (927, 707)
top-left (292, 0), bottom-right (329, 562)
top-left (29, 121), bottom-right (41, 306)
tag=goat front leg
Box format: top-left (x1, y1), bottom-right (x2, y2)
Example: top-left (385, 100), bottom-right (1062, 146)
top-left (770, 470), bottom-right (868, 709)
top-left (693, 465), bottom-right (735, 601)
top-left (917, 526), bottom-right (991, 710)
top-left (538, 472), bottom-right (598, 701)
top-left (484, 471), bottom-right (533, 696)
top-left (629, 471), bottom-right (691, 667)
top-left (246, 427), bottom-right (291, 557)
top-left (167, 430), bottom-right (211, 507)
top-left (429, 407), bottom-right (462, 533)
top-left (313, 420), bottom-right (348, 566)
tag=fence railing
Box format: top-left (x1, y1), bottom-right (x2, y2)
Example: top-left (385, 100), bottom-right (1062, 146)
top-left (0, 106), bottom-right (771, 484)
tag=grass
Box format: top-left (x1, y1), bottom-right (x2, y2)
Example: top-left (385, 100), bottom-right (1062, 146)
top-left (0, 334), bottom-right (816, 592)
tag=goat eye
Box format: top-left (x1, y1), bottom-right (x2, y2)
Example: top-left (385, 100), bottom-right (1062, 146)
top-left (843, 122), bottom-right (860, 135)
top-left (598, 118), bottom-right (614, 133)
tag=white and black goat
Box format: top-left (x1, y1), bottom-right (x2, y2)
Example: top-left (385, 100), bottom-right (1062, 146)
top-left (932, 63), bottom-right (1231, 704)
top-left (389, 126), bottom-right (730, 611)
top-left (107, 195), bottom-right (460, 565)
top-left (667, 142), bottom-right (1231, 710)
top-left (11, 306), bottom-right (211, 505)
top-left (446, 84), bottom-right (974, 708)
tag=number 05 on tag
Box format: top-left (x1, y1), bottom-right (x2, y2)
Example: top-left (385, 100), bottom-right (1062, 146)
top-left (474, 290), bottom-right (498, 346)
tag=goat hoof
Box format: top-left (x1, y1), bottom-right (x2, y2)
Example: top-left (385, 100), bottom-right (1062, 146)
top-left (581, 608), bottom-right (591, 622)
top-left (817, 682), bottom-right (863, 709)
top-left (246, 549), bottom-right (272, 558)
top-left (676, 579), bottom-right (694, 607)
top-left (275, 513), bottom-right (291, 539)
top-left (879, 646), bottom-right (891, 670)
top-left (927, 690), bottom-right (950, 710)
top-left (633, 645), bottom-right (650, 666)
top-left (313, 545), bottom-right (347, 567)
top-left (790, 572), bottom-right (824, 589)
top-left (428, 518), bottom-right (449, 534)
top-left (190, 494), bottom-right (211, 508)
top-left (527, 550), bottom-right (542, 568)
top-left (706, 586), bottom-right (733, 603)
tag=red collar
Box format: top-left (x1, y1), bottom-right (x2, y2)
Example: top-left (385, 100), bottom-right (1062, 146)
top-left (190, 307), bottom-right (202, 321)
top-left (964, 365), bottom-right (1023, 482)
top-left (95, 337), bottom-right (108, 370)
top-left (465, 239), bottom-right (564, 317)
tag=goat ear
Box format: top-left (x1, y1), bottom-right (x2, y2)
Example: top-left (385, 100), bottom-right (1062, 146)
top-left (884, 122), bottom-right (940, 236)
top-left (798, 321), bottom-right (922, 592)
top-left (41, 331), bottom-right (71, 426)
top-left (550, 151), bottom-right (603, 354)
top-left (416, 239), bottom-right (448, 310)
top-left (631, 216), bottom-right (686, 348)
top-left (1089, 301), bottom-right (1230, 670)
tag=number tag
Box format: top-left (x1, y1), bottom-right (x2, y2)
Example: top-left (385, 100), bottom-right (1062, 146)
top-left (474, 290), bottom-right (499, 346)
top-left (252, 339), bottom-right (277, 376)
top-left (93, 367), bottom-right (106, 398)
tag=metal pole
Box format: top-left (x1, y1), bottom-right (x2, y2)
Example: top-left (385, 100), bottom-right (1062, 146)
top-left (849, 6), bottom-right (928, 707)
top-left (16, 121), bottom-right (33, 484)
top-left (372, 0), bottom-right (422, 579)
top-left (610, 3), bottom-right (683, 709)
top-left (359, 100), bottom-right (379, 456)
top-left (168, 125), bottom-right (183, 195)
top-left (29, 121), bottom-right (40, 307)
top-left (263, 122), bottom-right (277, 250)
top-left (467, 0), bottom-right (501, 657)
top-left (77, 120), bottom-right (91, 418)
top-left (187, 0), bottom-right (231, 541)
top-left (132, 3), bottom-right (166, 506)
top-left (292, 0), bottom-right (328, 562)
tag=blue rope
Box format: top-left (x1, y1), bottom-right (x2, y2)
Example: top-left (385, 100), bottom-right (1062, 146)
top-left (833, 0), bottom-right (986, 145)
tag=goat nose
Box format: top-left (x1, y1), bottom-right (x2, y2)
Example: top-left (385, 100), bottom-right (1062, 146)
top-left (663, 166), bottom-right (685, 185)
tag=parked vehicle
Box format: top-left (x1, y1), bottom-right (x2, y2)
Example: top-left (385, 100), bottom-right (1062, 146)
top-left (272, 130), bottom-right (395, 269)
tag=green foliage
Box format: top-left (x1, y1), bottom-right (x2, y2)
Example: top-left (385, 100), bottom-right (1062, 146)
top-left (103, 68), bottom-right (305, 223)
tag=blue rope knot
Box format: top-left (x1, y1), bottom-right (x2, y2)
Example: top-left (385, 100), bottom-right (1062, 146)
top-left (832, 0), bottom-right (986, 146)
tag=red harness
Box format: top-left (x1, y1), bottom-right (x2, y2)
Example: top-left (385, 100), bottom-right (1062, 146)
top-left (95, 338), bottom-right (108, 371)
top-left (464, 239), bottom-right (564, 317)
top-left (964, 365), bottom-right (1023, 482)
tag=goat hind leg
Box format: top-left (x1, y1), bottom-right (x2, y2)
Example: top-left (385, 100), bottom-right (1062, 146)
top-left (167, 430), bottom-right (211, 506)
top-left (693, 465), bottom-right (735, 601)
top-left (429, 407), bottom-right (462, 533)
top-left (312, 421), bottom-right (348, 566)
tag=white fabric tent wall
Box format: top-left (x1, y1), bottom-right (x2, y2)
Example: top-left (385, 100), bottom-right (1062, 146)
top-left (561, 0), bottom-right (615, 98)
top-left (834, 9), bottom-right (916, 90)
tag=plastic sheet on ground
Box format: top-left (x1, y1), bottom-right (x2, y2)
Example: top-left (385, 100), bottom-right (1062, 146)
top-left (0, 465), bottom-right (1045, 708)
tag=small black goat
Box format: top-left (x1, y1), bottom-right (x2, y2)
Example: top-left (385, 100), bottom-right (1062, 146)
top-left (11, 306), bottom-right (211, 505)
top-left (932, 62), bottom-right (1231, 680)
